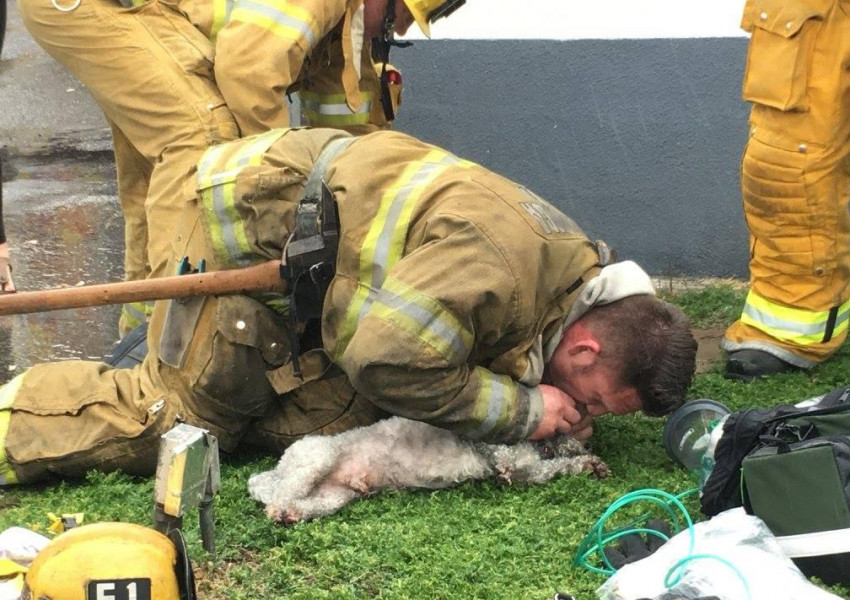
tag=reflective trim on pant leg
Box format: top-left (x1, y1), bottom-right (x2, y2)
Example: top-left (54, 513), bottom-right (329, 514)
top-left (0, 374), bottom-right (26, 485)
top-left (120, 301), bottom-right (155, 333)
top-left (740, 289), bottom-right (850, 345)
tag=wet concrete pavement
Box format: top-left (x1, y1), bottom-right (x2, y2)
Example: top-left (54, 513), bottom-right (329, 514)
top-left (1, 0), bottom-right (122, 382)
top-left (0, 151), bottom-right (125, 381)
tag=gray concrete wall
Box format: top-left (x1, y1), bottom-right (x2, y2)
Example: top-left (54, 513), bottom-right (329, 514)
top-left (391, 38), bottom-right (752, 278)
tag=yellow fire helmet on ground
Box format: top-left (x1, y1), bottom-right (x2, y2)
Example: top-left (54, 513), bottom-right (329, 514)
top-left (22, 522), bottom-right (196, 600)
top-left (402, 0), bottom-right (466, 37)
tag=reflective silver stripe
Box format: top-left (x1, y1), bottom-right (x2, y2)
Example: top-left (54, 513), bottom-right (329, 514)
top-left (203, 131), bottom-right (287, 265)
top-left (469, 371), bottom-right (511, 440)
top-left (333, 149), bottom-right (473, 362)
top-left (358, 155), bottom-right (461, 322)
top-left (521, 386), bottom-right (545, 439)
top-left (210, 0), bottom-right (236, 40)
top-left (374, 287), bottom-right (469, 362)
top-left (197, 143), bottom-right (230, 193)
top-left (235, 0), bottom-right (317, 46)
top-left (208, 176), bottom-right (251, 266)
top-left (301, 97), bottom-right (372, 116)
top-left (742, 302), bottom-right (827, 337)
top-left (836, 307), bottom-right (850, 331)
top-left (121, 301), bottom-right (153, 329)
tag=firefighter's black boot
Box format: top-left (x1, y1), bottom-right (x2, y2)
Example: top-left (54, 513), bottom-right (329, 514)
top-left (724, 349), bottom-right (799, 381)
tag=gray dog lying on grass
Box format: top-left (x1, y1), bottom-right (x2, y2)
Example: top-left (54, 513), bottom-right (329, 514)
top-left (248, 416), bottom-right (610, 524)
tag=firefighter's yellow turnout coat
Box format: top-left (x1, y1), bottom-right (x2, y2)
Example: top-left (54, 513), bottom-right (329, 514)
top-left (0, 128), bottom-right (607, 485)
top-left (18, 0), bottom-right (390, 335)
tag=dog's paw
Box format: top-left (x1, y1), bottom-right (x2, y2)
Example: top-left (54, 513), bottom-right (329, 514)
top-left (344, 471), bottom-right (377, 495)
top-left (266, 504), bottom-right (305, 525)
top-left (582, 456), bottom-right (611, 479)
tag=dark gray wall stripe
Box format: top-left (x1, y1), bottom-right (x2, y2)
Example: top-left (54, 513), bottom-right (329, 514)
top-left (392, 38), bottom-right (752, 278)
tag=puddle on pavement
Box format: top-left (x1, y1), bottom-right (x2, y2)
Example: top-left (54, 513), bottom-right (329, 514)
top-left (0, 151), bottom-right (124, 383)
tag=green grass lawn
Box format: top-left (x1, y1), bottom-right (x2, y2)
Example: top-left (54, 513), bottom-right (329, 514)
top-left (2, 284), bottom-right (849, 599)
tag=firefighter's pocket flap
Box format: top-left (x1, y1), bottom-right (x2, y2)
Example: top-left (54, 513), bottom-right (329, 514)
top-left (743, 0), bottom-right (831, 37)
top-left (216, 295), bottom-right (291, 364)
top-left (266, 349), bottom-right (334, 395)
top-left (741, 0), bottom-right (829, 111)
top-left (160, 296), bottom-right (208, 369)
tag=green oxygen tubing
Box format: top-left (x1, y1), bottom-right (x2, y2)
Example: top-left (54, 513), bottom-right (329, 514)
top-left (573, 487), bottom-right (750, 599)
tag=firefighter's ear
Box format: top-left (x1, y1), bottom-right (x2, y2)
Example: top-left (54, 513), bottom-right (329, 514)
top-left (562, 322), bottom-right (601, 369)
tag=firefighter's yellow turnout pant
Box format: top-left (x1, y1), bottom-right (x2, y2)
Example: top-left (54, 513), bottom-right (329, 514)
top-left (722, 0), bottom-right (850, 367)
top-left (0, 129), bottom-right (381, 486)
top-left (18, 0), bottom-right (240, 335)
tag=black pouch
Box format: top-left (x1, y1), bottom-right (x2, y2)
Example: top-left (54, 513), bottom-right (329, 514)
top-left (701, 387), bottom-right (850, 585)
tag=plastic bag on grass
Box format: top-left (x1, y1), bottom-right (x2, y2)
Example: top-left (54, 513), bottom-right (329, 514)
top-left (596, 508), bottom-right (842, 600)
top-left (0, 527), bottom-right (50, 600)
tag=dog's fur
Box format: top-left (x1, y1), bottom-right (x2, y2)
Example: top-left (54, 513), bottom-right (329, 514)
top-left (248, 416), bottom-right (610, 524)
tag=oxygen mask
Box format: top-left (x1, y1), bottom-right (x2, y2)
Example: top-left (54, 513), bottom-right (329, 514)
top-left (662, 399), bottom-right (731, 487)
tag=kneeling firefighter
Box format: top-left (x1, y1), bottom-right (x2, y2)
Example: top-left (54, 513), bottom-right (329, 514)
top-left (23, 523), bottom-right (195, 600)
top-left (0, 126), bottom-right (695, 486)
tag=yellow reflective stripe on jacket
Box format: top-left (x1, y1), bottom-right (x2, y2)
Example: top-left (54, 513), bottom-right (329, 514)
top-left (301, 91), bottom-right (373, 127)
top-left (229, 0), bottom-right (320, 46)
top-left (210, 0), bottom-right (236, 42)
top-left (0, 373), bottom-right (25, 485)
top-left (741, 290), bottom-right (850, 345)
top-left (333, 149), bottom-right (473, 359)
top-left (468, 369), bottom-right (516, 440)
top-left (197, 130), bottom-right (288, 266)
top-left (370, 275), bottom-right (473, 364)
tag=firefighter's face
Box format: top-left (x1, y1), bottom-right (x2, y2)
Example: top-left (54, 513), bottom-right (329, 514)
top-left (545, 321), bottom-right (642, 417)
top-left (364, 0), bottom-right (415, 38)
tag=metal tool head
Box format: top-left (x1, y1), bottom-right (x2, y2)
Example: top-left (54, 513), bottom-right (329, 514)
top-left (153, 423), bottom-right (221, 558)
top-left (154, 423), bottom-right (220, 518)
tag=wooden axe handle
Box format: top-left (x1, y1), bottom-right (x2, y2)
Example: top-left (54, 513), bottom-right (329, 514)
top-left (0, 260), bottom-right (286, 316)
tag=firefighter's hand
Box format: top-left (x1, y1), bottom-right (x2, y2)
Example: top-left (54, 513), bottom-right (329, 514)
top-left (569, 410), bottom-right (594, 442)
top-left (529, 384), bottom-right (584, 440)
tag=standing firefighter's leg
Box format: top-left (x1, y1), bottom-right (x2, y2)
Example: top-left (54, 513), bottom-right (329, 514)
top-left (111, 124), bottom-right (155, 337)
top-left (723, 1), bottom-right (850, 376)
top-left (18, 0), bottom-right (239, 328)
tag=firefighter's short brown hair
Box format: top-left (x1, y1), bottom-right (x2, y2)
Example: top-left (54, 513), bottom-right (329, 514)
top-left (580, 295), bottom-right (698, 417)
